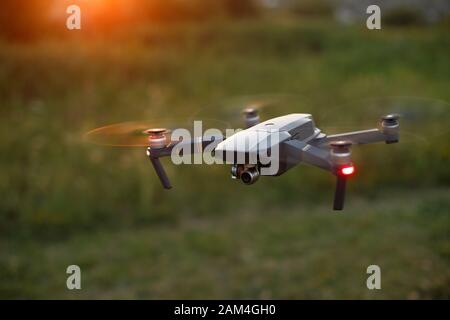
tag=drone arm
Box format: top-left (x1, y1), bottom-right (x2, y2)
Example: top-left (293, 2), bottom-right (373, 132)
top-left (284, 140), bottom-right (353, 211)
top-left (316, 117), bottom-right (400, 146)
top-left (147, 135), bottom-right (223, 158)
top-left (318, 128), bottom-right (387, 146)
top-left (283, 140), bottom-right (332, 172)
top-left (146, 135), bottom-right (223, 189)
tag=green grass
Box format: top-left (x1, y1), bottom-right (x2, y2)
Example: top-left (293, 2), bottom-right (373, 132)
top-left (1, 188), bottom-right (449, 299)
top-left (0, 19), bottom-right (449, 298)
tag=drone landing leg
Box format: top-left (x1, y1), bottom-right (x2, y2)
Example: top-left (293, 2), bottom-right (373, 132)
top-left (333, 176), bottom-right (346, 211)
top-left (149, 156), bottom-right (172, 189)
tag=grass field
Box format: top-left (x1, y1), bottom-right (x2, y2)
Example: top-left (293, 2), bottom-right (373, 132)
top-left (0, 18), bottom-right (449, 299)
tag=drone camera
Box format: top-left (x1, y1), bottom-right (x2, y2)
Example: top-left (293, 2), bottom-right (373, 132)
top-left (240, 167), bottom-right (260, 185)
top-left (231, 164), bottom-right (260, 185)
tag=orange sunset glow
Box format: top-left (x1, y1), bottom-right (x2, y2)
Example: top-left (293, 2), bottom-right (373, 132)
top-left (49, 0), bottom-right (143, 29)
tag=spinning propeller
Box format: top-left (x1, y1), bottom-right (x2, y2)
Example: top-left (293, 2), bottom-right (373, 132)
top-left (317, 96), bottom-right (449, 145)
top-left (216, 93), bottom-right (307, 129)
top-left (84, 118), bottom-right (229, 189)
top-left (216, 94), bottom-right (447, 145)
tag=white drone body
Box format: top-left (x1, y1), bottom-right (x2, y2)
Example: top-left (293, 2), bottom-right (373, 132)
top-left (215, 113), bottom-right (321, 175)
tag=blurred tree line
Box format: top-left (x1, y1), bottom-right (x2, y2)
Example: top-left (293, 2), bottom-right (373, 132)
top-left (0, 0), bottom-right (260, 41)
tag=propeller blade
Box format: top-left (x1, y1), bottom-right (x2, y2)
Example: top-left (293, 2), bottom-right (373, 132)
top-left (84, 118), bottom-right (231, 148)
top-left (148, 156), bottom-right (172, 189)
top-left (333, 175), bottom-right (347, 211)
top-left (317, 96), bottom-right (450, 146)
top-left (212, 93), bottom-right (312, 128)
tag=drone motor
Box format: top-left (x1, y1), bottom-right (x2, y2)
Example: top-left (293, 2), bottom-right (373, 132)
top-left (380, 114), bottom-right (400, 144)
top-left (144, 128), bottom-right (169, 149)
top-left (330, 141), bottom-right (352, 166)
top-left (242, 108), bottom-right (260, 128)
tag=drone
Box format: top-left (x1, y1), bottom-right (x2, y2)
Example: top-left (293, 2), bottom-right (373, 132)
top-left (135, 108), bottom-right (400, 210)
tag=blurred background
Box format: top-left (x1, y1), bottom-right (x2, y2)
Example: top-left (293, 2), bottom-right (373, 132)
top-left (0, 0), bottom-right (449, 299)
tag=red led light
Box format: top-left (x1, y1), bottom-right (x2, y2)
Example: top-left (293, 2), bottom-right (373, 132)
top-left (341, 165), bottom-right (354, 176)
